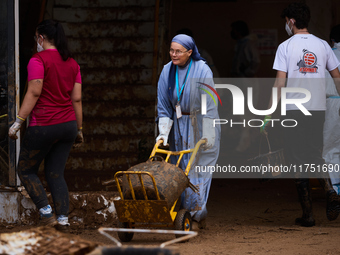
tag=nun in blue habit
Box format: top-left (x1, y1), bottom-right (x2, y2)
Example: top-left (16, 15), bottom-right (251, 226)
top-left (156, 34), bottom-right (221, 227)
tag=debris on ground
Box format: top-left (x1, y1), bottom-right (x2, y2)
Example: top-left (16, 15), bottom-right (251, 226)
top-left (0, 226), bottom-right (97, 255)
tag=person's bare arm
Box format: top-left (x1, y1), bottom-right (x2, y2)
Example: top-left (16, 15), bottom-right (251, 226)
top-left (8, 79), bottom-right (43, 139)
top-left (18, 79), bottom-right (43, 119)
top-left (329, 67), bottom-right (340, 96)
top-left (71, 82), bottom-right (83, 147)
top-left (261, 71), bottom-right (286, 133)
top-left (267, 70), bottom-right (287, 111)
top-left (71, 82), bottom-right (82, 129)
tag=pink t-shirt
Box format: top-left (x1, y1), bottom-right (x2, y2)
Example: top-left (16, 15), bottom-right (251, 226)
top-left (27, 49), bottom-right (82, 126)
top-left (27, 49), bottom-right (81, 83)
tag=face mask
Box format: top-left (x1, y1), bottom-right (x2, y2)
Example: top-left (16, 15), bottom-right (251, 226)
top-left (334, 42), bottom-right (340, 49)
top-left (285, 20), bottom-right (294, 36)
top-left (37, 41), bottom-right (44, 52)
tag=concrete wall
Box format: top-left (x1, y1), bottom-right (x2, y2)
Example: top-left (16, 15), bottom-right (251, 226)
top-left (0, 191), bottom-right (36, 224)
top-left (45, 0), bottom-right (164, 190)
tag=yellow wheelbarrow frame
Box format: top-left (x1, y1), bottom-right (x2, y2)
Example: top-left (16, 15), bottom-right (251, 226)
top-left (113, 139), bottom-right (206, 229)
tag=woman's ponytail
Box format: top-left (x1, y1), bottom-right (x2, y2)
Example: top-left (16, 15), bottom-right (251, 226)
top-left (54, 22), bottom-right (71, 61)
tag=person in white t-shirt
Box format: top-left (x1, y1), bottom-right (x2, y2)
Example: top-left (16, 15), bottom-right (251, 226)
top-left (262, 2), bottom-right (340, 227)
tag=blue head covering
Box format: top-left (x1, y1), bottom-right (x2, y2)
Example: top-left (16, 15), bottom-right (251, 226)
top-left (168, 34), bottom-right (206, 101)
top-left (172, 34), bottom-right (205, 61)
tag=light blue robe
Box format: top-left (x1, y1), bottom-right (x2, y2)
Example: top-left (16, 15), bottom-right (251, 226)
top-left (157, 59), bottom-right (221, 222)
top-left (323, 43), bottom-right (340, 194)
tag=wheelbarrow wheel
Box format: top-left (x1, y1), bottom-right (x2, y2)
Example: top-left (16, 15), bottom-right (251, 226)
top-left (117, 220), bottom-right (134, 242)
top-left (174, 209), bottom-right (192, 238)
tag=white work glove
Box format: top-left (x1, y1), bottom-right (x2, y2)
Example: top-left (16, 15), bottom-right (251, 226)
top-left (8, 116), bottom-right (25, 140)
top-left (156, 117), bottom-right (173, 146)
top-left (202, 118), bottom-right (215, 150)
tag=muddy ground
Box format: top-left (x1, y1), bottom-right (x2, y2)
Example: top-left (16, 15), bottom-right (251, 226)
top-left (2, 177), bottom-right (340, 255)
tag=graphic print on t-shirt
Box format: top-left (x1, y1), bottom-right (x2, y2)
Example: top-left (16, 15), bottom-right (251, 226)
top-left (297, 49), bottom-right (318, 74)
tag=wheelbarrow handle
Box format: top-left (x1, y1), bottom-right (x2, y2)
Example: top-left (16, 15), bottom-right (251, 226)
top-left (156, 139), bottom-right (163, 146)
top-left (150, 138), bottom-right (206, 174)
top-left (155, 138), bottom-right (205, 150)
top-left (149, 139), bottom-right (164, 158)
top-left (184, 139), bottom-right (206, 176)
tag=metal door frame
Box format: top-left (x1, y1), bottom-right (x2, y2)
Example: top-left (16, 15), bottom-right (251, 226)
top-left (7, 0), bottom-right (20, 187)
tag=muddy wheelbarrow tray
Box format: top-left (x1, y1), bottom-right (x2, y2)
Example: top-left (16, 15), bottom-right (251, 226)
top-left (113, 139), bottom-right (206, 242)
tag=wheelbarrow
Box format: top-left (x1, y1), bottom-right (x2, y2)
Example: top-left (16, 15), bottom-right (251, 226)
top-left (111, 139), bottom-right (206, 242)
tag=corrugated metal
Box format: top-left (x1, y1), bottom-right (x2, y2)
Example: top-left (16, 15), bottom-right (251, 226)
top-left (67, 155), bottom-right (139, 170)
top-left (62, 22), bottom-right (154, 37)
top-left (50, 0), bottom-right (161, 190)
top-left (83, 119), bottom-right (154, 135)
top-left (82, 85), bottom-right (156, 101)
top-left (73, 53), bottom-right (153, 68)
top-left (68, 38), bottom-right (154, 53)
top-left (53, 7), bottom-right (154, 22)
top-left (81, 69), bottom-right (152, 84)
top-left (71, 136), bottom-right (152, 153)
top-left (55, 0), bottom-right (155, 7)
top-left (83, 102), bottom-right (154, 118)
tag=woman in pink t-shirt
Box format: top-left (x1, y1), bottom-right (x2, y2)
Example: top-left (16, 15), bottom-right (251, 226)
top-left (8, 19), bottom-right (83, 232)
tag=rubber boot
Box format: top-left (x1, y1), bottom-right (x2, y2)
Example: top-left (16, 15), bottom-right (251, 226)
top-left (318, 177), bottom-right (340, 221)
top-left (295, 179), bottom-right (315, 227)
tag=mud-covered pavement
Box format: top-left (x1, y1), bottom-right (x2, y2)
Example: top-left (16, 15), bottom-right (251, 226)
top-left (2, 178), bottom-right (340, 255)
